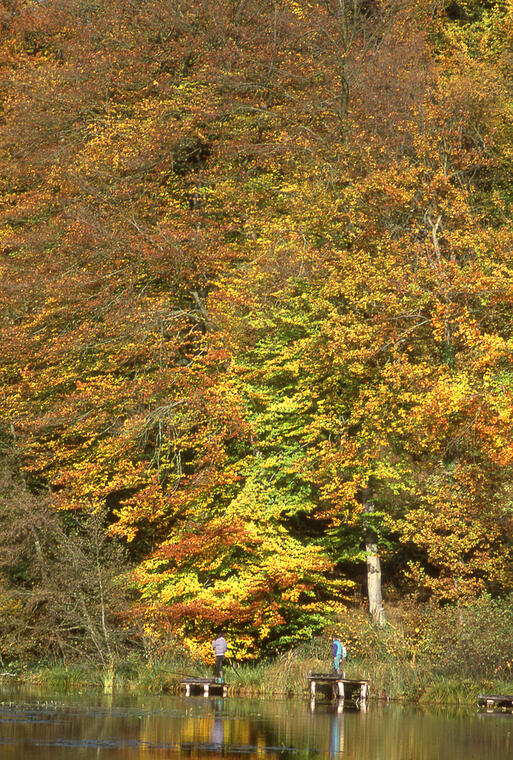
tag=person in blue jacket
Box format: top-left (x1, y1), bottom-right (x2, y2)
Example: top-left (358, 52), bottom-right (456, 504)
top-left (332, 636), bottom-right (347, 675)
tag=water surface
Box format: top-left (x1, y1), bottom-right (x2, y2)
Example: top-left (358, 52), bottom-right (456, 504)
top-left (0, 687), bottom-right (511, 759)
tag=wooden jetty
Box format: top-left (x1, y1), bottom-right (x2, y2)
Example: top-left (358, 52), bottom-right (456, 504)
top-left (180, 677), bottom-right (227, 697)
top-left (478, 694), bottom-right (513, 712)
top-left (307, 673), bottom-right (369, 705)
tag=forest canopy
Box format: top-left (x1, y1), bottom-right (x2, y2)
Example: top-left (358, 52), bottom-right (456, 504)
top-left (1, 0), bottom-right (513, 662)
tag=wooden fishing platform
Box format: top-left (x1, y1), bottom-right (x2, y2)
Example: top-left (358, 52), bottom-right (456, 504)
top-left (478, 694), bottom-right (513, 712)
top-left (180, 677), bottom-right (227, 697)
top-left (307, 673), bottom-right (369, 705)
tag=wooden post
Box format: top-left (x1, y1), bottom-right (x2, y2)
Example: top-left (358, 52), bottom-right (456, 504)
top-left (185, 684), bottom-right (190, 697)
top-left (204, 683), bottom-right (209, 697)
top-left (361, 682), bottom-right (368, 701)
top-left (310, 679), bottom-right (316, 699)
top-left (337, 680), bottom-right (345, 699)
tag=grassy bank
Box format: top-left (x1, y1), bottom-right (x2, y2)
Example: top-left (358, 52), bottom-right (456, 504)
top-left (3, 651), bottom-right (513, 706)
top-left (4, 596), bottom-right (513, 705)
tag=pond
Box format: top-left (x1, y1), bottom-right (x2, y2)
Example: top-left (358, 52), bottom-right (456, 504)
top-left (0, 687), bottom-right (511, 759)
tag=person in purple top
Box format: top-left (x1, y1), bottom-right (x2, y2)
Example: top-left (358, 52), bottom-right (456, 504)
top-left (212, 634), bottom-right (228, 679)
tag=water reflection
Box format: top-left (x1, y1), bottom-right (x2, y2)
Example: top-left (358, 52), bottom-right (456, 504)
top-left (0, 686), bottom-right (511, 759)
top-left (210, 700), bottom-right (224, 747)
top-left (329, 709), bottom-right (344, 757)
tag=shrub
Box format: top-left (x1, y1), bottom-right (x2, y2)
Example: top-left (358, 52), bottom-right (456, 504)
top-left (420, 594), bottom-right (513, 679)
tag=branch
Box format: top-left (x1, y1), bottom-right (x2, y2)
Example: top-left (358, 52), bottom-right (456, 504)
top-left (426, 214), bottom-right (442, 262)
top-left (190, 291), bottom-right (219, 332)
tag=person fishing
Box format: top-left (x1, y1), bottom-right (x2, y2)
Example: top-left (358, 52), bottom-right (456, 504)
top-left (212, 634), bottom-right (228, 680)
top-left (332, 636), bottom-right (347, 675)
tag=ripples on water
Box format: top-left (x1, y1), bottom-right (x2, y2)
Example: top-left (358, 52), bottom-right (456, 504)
top-left (0, 688), bottom-right (511, 759)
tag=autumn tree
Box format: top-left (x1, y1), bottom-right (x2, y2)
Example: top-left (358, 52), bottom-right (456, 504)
top-left (2, 0), bottom-right (513, 659)
top-left (0, 429), bottom-right (133, 666)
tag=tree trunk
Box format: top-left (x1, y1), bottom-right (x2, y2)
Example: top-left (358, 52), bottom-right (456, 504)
top-left (362, 486), bottom-right (385, 625)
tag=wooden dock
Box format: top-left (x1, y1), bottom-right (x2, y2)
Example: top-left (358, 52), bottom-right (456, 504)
top-left (307, 673), bottom-right (369, 705)
top-left (180, 677), bottom-right (227, 697)
top-left (478, 694), bottom-right (513, 712)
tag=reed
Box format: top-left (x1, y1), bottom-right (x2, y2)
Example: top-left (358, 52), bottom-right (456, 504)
top-left (10, 597), bottom-right (513, 705)
top-left (10, 655), bottom-right (513, 705)
top-left (25, 663), bottom-right (100, 691)
top-left (419, 679), bottom-right (478, 706)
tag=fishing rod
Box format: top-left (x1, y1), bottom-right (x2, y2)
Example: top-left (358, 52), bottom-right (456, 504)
top-left (162, 662), bottom-right (241, 681)
top-left (160, 651), bottom-right (244, 681)
top-left (224, 657), bottom-right (242, 679)
top-left (161, 668), bottom-right (193, 678)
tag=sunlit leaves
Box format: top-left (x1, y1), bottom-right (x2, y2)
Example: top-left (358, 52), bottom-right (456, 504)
top-left (2, 0), bottom-right (513, 659)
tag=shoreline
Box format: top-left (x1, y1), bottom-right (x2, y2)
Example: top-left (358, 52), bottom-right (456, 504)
top-left (1, 659), bottom-right (511, 707)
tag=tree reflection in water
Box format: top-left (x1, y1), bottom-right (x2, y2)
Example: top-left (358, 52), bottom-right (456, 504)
top-left (0, 687), bottom-right (511, 759)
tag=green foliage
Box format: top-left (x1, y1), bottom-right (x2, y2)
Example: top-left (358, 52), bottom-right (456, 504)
top-left (2, 0), bottom-right (513, 660)
top-left (421, 595), bottom-right (513, 678)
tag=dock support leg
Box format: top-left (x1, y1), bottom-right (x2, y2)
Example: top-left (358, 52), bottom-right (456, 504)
top-left (361, 682), bottom-right (368, 701)
top-left (223, 686), bottom-right (227, 697)
top-left (204, 683), bottom-right (209, 697)
top-left (337, 680), bottom-right (345, 699)
top-left (310, 680), bottom-right (316, 700)
top-left (185, 684), bottom-right (190, 697)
